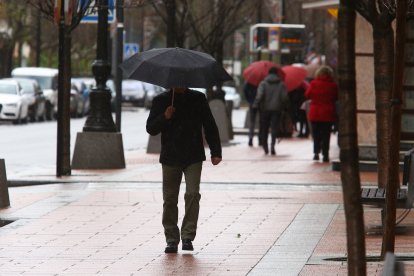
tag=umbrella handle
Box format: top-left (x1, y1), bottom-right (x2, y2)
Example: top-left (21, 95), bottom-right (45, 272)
top-left (172, 88), bottom-right (175, 107)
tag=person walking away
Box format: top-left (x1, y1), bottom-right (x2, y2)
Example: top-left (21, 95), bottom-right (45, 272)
top-left (305, 65), bottom-right (338, 162)
top-left (288, 83), bottom-right (309, 137)
top-left (243, 82), bottom-right (259, 146)
top-left (296, 82), bottom-right (310, 137)
top-left (146, 87), bottom-right (222, 253)
top-left (253, 67), bottom-right (289, 155)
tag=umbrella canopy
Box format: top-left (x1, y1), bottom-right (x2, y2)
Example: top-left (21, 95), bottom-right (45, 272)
top-left (119, 47), bottom-right (232, 89)
top-left (243, 60), bottom-right (284, 87)
top-left (281, 65), bottom-right (308, 92)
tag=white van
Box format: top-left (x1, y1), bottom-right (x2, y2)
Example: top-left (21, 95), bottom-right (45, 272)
top-left (11, 67), bottom-right (58, 120)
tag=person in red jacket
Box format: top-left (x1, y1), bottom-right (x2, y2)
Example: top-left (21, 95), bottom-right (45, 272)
top-left (305, 65), bottom-right (338, 162)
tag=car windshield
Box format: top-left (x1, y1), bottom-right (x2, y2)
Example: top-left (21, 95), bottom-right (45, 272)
top-left (222, 86), bottom-right (236, 94)
top-left (18, 76), bottom-right (52, 90)
top-left (0, 83), bottom-right (17, 95)
top-left (18, 81), bottom-right (34, 95)
top-left (122, 80), bottom-right (144, 91)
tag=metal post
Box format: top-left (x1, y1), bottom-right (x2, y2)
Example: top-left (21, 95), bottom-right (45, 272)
top-left (83, 0), bottom-right (117, 132)
top-left (57, 0), bottom-right (71, 177)
top-left (115, 0), bottom-right (124, 132)
top-left (0, 159), bottom-right (10, 208)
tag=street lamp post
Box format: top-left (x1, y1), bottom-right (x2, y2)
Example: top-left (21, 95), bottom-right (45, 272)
top-left (72, 0), bottom-right (125, 169)
top-left (84, 0), bottom-right (116, 132)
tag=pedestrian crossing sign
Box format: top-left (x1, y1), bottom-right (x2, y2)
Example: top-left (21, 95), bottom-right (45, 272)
top-left (124, 43), bottom-right (140, 60)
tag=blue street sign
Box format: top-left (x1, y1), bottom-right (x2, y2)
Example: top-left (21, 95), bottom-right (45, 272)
top-left (124, 43), bottom-right (140, 60)
top-left (80, 0), bottom-right (116, 23)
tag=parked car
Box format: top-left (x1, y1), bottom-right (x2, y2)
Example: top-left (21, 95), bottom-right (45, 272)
top-left (222, 86), bottom-right (241, 109)
top-left (144, 84), bottom-right (165, 109)
top-left (193, 86), bottom-right (240, 109)
top-left (71, 78), bottom-right (91, 117)
top-left (75, 77), bottom-right (116, 112)
top-left (121, 79), bottom-right (147, 107)
top-left (0, 79), bottom-right (30, 124)
top-left (68, 83), bottom-right (86, 118)
top-left (8, 77), bottom-right (46, 122)
top-left (11, 67), bottom-right (58, 120)
top-left (106, 79), bottom-right (117, 112)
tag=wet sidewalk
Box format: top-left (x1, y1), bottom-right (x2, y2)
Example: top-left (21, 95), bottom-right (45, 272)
top-left (1, 133), bottom-right (413, 275)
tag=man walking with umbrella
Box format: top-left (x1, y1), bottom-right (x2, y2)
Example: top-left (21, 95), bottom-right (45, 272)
top-left (121, 47), bottom-right (231, 253)
top-left (147, 87), bottom-right (222, 253)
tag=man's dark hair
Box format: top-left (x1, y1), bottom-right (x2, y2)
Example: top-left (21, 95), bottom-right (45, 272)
top-left (268, 67), bottom-right (278, 74)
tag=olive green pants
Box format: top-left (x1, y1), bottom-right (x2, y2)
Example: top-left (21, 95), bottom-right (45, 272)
top-left (162, 162), bottom-right (202, 243)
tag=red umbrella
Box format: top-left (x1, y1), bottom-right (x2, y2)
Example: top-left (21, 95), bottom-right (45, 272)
top-left (281, 65), bottom-right (308, 92)
top-left (243, 60), bottom-right (283, 87)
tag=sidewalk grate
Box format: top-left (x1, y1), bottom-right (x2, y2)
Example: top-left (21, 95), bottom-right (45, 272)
top-left (323, 255), bottom-right (414, 262)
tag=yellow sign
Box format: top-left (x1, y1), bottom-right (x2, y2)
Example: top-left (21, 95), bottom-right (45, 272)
top-left (327, 8), bottom-right (338, 18)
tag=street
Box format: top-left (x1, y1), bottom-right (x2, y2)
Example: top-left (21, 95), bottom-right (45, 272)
top-left (0, 107), bottom-right (247, 169)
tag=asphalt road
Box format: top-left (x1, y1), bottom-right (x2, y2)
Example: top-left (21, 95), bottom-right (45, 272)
top-left (0, 107), bottom-right (246, 169)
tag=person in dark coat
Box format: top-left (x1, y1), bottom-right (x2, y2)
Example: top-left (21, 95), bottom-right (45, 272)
top-left (253, 67), bottom-right (289, 155)
top-left (305, 65), bottom-right (338, 162)
top-left (146, 87), bottom-right (222, 254)
top-left (289, 82), bottom-right (310, 138)
top-left (243, 82), bottom-right (259, 146)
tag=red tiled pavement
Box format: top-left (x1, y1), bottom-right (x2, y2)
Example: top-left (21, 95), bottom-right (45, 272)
top-left (0, 132), bottom-right (412, 275)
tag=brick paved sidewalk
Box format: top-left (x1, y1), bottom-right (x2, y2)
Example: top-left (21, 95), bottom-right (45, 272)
top-left (0, 134), bottom-right (413, 275)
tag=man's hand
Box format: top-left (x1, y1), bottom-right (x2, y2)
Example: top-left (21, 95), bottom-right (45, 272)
top-left (211, 157), bottom-right (222, 165)
top-left (164, 106), bottom-right (175, 120)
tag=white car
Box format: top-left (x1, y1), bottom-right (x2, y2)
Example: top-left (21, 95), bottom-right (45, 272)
top-left (0, 79), bottom-right (30, 124)
top-left (144, 84), bottom-right (165, 109)
top-left (222, 86), bottom-right (241, 109)
top-left (202, 86), bottom-right (241, 109)
top-left (11, 67), bottom-right (58, 120)
top-left (121, 79), bottom-right (147, 107)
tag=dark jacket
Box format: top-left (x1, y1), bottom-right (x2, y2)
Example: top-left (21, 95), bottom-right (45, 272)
top-left (146, 89), bottom-right (222, 166)
top-left (305, 75), bottom-right (338, 122)
top-left (243, 82), bottom-right (257, 105)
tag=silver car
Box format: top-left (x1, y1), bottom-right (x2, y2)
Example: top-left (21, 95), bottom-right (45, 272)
top-left (9, 78), bottom-right (47, 122)
top-left (121, 79), bottom-right (147, 107)
top-left (144, 84), bottom-right (165, 109)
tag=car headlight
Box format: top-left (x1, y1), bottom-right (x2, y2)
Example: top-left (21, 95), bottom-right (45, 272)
top-left (5, 103), bottom-right (17, 107)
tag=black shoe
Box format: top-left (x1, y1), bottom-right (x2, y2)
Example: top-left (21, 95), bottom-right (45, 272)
top-left (271, 148), bottom-right (276, 155)
top-left (313, 154), bottom-right (319, 161)
top-left (248, 138), bottom-right (253, 147)
top-left (182, 239), bottom-right (194, 251)
top-left (165, 242), bottom-right (178, 253)
top-left (323, 156), bottom-right (329, 162)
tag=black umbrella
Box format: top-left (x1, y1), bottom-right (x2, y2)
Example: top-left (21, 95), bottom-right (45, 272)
top-left (120, 47), bottom-right (233, 89)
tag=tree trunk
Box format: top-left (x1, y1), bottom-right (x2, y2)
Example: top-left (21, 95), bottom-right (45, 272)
top-left (373, 19), bottom-right (394, 189)
top-left (382, 0), bottom-right (407, 258)
top-left (338, 1), bottom-right (366, 275)
top-left (0, 35), bottom-right (13, 77)
top-left (164, 0), bottom-right (176, 47)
